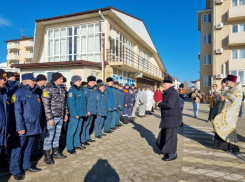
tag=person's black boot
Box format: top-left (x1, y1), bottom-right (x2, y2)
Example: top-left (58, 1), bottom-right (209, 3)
top-left (44, 150), bottom-right (55, 165)
top-left (52, 147), bottom-right (67, 159)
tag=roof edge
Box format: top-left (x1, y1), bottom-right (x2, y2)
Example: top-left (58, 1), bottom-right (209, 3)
top-left (35, 6), bottom-right (142, 23)
top-left (4, 37), bottom-right (34, 43)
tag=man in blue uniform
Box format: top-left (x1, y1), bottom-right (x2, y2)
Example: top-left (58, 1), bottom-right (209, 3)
top-left (9, 73), bottom-right (42, 180)
top-left (31, 74), bottom-right (47, 155)
top-left (117, 83), bottom-right (125, 126)
top-left (111, 81), bottom-right (120, 130)
top-left (0, 69), bottom-right (10, 168)
top-left (104, 77), bottom-right (116, 133)
top-left (95, 81), bottom-right (108, 138)
top-left (122, 83), bottom-right (131, 123)
top-left (67, 75), bottom-right (87, 154)
top-left (82, 76), bottom-right (97, 145)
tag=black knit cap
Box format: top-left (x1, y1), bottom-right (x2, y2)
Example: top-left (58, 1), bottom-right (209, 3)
top-left (36, 74), bottom-right (47, 81)
top-left (106, 77), bottom-right (113, 83)
top-left (87, 75), bottom-right (96, 82)
top-left (97, 79), bottom-right (103, 84)
top-left (179, 83), bottom-right (184, 88)
top-left (7, 72), bottom-right (16, 78)
top-left (0, 69), bottom-right (7, 80)
top-left (113, 81), bottom-right (119, 85)
top-left (163, 75), bottom-right (173, 83)
top-left (63, 77), bottom-right (67, 83)
top-left (52, 72), bottom-right (63, 82)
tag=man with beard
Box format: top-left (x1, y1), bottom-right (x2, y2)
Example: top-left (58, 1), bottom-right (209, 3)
top-left (156, 76), bottom-right (182, 161)
top-left (213, 75), bottom-right (243, 153)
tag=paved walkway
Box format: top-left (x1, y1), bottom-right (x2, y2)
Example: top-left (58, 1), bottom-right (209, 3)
top-left (1, 100), bottom-right (245, 182)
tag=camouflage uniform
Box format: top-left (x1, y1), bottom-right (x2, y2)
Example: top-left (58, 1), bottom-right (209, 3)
top-left (42, 81), bottom-right (69, 150)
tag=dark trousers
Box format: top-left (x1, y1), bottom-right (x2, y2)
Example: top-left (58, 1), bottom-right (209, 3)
top-left (208, 107), bottom-right (213, 121)
top-left (10, 135), bottom-right (35, 175)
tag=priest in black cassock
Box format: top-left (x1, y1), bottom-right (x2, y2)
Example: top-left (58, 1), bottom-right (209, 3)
top-left (156, 76), bottom-right (182, 161)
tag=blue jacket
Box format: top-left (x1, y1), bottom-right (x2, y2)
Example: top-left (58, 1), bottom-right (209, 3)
top-left (118, 89), bottom-right (125, 111)
top-left (83, 85), bottom-right (97, 115)
top-left (0, 87), bottom-right (10, 146)
top-left (6, 81), bottom-right (19, 134)
top-left (67, 84), bottom-right (87, 117)
top-left (123, 88), bottom-right (131, 107)
top-left (114, 87), bottom-right (121, 110)
top-left (105, 85), bottom-right (116, 111)
top-left (14, 84), bottom-right (42, 136)
top-left (96, 89), bottom-right (108, 116)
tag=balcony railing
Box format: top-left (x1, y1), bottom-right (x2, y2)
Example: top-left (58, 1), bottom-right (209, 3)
top-left (228, 32), bottom-right (245, 46)
top-left (106, 48), bottom-right (165, 79)
top-left (7, 55), bottom-right (20, 61)
top-left (23, 53), bottom-right (33, 60)
top-left (228, 6), bottom-right (245, 21)
top-left (23, 41), bottom-right (34, 48)
top-left (7, 44), bottom-right (20, 50)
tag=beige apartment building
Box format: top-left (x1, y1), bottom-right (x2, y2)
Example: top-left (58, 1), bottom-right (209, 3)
top-left (198, 0), bottom-right (245, 94)
top-left (5, 36), bottom-right (34, 65)
top-left (9, 7), bottom-right (166, 88)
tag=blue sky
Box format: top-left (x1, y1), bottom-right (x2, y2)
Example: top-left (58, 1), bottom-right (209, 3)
top-left (0, 0), bottom-right (205, 84)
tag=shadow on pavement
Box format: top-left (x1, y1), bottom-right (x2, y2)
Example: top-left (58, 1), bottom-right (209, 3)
top-left (131, 121), bottom-right (162, 155)
top-left (186, 108), bottom-right (209, 114)
top-left (84, 159), bottom-right (119, 182)
top-left (178, 124), bottom-right (214, 149)
top-left (182, 113), bottom-right (208, 122)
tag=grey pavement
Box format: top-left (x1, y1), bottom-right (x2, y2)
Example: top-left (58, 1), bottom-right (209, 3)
top-left (1, 99), bottom-right (245, 182)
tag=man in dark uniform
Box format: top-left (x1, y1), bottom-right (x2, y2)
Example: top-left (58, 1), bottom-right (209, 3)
top-left (67, 75), bottom-right (87, 154)
top-left (94, 81), bottom-right (108, 138)
top-left (9, 73), bottom-right (42, 180)
top-left (82, 76), bottom-right (97, 145)
top-left (116, 83), bottom-right (124, 127)
top-left (156, 76), bottom-right (182, 161)
top-left (0, 69), bottom-right (10, 168)
top-left (5, 72), bottom-right (18, 158)
top-left (104, 77), bottom-right (116, 133)
top-left (31, 74), bottom-right (47, 155)
top-left (112, 81), bottom-right (120, 130)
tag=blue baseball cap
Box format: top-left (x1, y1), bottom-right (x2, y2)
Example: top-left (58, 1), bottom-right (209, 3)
top-left (22, 73), bottom-right (37, 81)
top-left (124, 83), bottom-right (129, 86)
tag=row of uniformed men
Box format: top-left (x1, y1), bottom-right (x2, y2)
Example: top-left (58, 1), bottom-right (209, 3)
top-left (0, 69), bottom-right (138, 180)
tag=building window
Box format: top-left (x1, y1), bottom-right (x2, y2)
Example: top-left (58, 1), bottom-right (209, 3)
top-left (203, 14), bottom-right (211, 23)
top-left (203, 75), bottom-right (211, 87)
top-left (230, 70), bottom-right (245, 84)
top-left (232, 0), bottom-right (245, 6)
top-left (232, 24), bottom-right (245, 33)
top-left (203, 34), bottom-right (211, 44)
top-left (112, 68), bottom-right (134, 85)
top-left (14, 41), bottom-right (19, 44)
top-left (232, 49), bottom-right (245, 59)
top-left (91, 71), bottom-right (100, 79)
top-left (30, 49), bottom-right (33, 53)
top-left (47, 23), bottom-right (101, 63)
top-left (138, 48), bottom-right (150, 71)
top-left (109, 27), bottom-right (134, 63)
top-left (203, 55), bottom-right (211, 65)
top-left (13, 62), bottom-right (19, 65)
top-left (30, 39), bottom-right (34, 42)
top-left (14, 51), bottom-right (19, 55)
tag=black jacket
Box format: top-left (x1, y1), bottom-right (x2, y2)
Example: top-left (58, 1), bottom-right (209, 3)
top-left (158, 86), bottom-right (182, 128)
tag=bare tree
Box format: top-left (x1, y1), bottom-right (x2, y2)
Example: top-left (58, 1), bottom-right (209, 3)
top-left (183, 81), bottom-right (192, 92)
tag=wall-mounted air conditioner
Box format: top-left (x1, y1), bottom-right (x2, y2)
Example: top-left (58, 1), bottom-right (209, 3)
top-left (216, 0), bottom-right (223, 4)
top-left (216, 23), bottom-right (223, 29)
top-left (215, 74), bottom-right (223, 79)
top-left (216, 48), bottom-right (223, 54)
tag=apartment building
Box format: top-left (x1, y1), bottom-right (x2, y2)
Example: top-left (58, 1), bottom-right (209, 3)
top-left (198, 0), bottom-right (245, 94)
top-left (5, 36), bottom-right (34, 65)
top-left (9, 7), bottom-right (166, 87)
